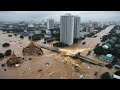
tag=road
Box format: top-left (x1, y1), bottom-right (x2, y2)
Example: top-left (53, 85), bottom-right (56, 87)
top-left (39, 44), bottom-right (105, 67)
top-left (73, 52), bottom-right (105, 67)
top-left (39, 45), bottom-right (60, 53)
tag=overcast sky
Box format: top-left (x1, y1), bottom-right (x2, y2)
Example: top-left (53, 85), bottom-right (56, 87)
top-left (0, 11), bottom-right (120, 22)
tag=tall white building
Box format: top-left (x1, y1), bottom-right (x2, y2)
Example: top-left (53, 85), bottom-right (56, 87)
top-left (60, 14), bottom-right (74, 45)
top-left (74, 16), bottom-right (81, 38)
top-left (47, 19), bottom-right (54, 29)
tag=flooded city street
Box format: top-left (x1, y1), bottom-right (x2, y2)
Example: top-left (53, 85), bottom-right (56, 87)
top-left (59, 25), bottom-right (116, 79)
top-left (0, 25), bottom-right (117, 79)
top-left (0, 31), bottom-right (80, 79)
top-left (0, 10), bottom-right (120, 80)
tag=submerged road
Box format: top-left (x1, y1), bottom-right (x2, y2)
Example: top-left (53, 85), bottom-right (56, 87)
top-left (73, 53), bottom-right (105, 67)
top-left (39, 45), bottom-right (60, 53)
top-left (38, 25), bottom-right (116, 67)
top-left (39, 45), bottom-right (105, 67)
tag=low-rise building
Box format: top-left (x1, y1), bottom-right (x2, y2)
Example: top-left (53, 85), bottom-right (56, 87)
top-left (113, 74), bottom-right (120, 79)
top-left (35, 30), bottom-right (41, 34)
top-left (99, 54), bottom-right (114, 62)
top-left (102, 43), bottom-right (112, 49)
top-left (114, 59), bottom-right (120, 69)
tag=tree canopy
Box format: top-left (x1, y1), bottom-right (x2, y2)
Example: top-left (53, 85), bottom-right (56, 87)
top-left (28, 34), bottom-right (43, 41)
top-left (2, 43), bottom-right (10, 47)
top-left (114, 70), bottom-right (120, 76)
top-left (20, 35), bottom-right (24, 39)
top-left (4, 49), bottom-right (12, 56)
top-left (0, 53), bottom-right (4, 58)
top-left (101, 72), bottom-right (111, 79)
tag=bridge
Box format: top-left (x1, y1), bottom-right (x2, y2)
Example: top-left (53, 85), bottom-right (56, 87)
top-left (38, 45), bottom-right (60, 53)
top-left (72, 52), bottom-right (105, 67)
top-left (38, 45), bottom-right (105, 67)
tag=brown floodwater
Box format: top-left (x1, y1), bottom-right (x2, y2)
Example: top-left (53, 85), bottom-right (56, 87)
top-left (0, 25), bottom-right (116, 79)
top-left (58, 25), bottom-right (116, 79)
top-left (0, 31), bottom-right (80, 79)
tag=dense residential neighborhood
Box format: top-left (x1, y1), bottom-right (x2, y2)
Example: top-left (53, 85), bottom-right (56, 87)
top-left (94, 25), bottom-right (120, 71)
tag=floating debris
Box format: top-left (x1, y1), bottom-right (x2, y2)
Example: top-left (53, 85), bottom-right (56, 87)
top-left (79, 75), bottom-right (83, 79)
top-left (45, 63), bottom-right (49, 66)
top-left (4, 68), bottom-right (7, 71)
top-left (38, 69), bottom-right (42, 72)
top-left (21, 71), bottom-right (26, 74)
top-left (15, 64), bottom-right (21, 67)
top-left (29, 58), bottom-right (32, 60)
top-left (1, 64), bottom-right (5, 67)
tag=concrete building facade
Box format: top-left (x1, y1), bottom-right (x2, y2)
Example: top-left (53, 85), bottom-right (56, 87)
top-left (47, 19), bottom-right (54, 29)
top-left (60, 14), bottom-right (74, 45)
top-left (86, 24), bottom-right (94, 33)
top-left (74, 16), bottom-right (81, 38)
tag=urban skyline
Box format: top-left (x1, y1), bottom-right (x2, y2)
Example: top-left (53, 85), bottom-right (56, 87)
top-left (0, 11), bottom-right (120, 79)
top-left (0, 11), bottom-right (120, 23)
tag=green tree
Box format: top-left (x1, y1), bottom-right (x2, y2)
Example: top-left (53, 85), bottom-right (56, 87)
top-left (53, 42), bottom-right (69, 47)
top-left (20, 35), bottom-right (24, 39)
top-left (8, 34), bottom-right (12, 37)
top-left (101, 35), bottom-right (110, 42)
top-left (94, 46), bottom-right (103, 55)
top-left (2, 43), bottom-right (10, 47)
top-left (116, 49), bottom-right (120, 58)
top-left (0, 53), bottom-right (4, 58)
top-left (4, 49), bottom-right (12, 56)
top-left (28, 34), bottom-right (43, 41)
top-left (101, 72), bottom-right (111, 79)
top-left (105, 64), bottom-right (113, 69)
top-left (114, 70), bottom-right (120, 76)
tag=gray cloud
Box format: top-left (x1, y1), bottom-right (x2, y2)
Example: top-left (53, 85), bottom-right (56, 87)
top-left (0, 11), bottom-right (120, 22)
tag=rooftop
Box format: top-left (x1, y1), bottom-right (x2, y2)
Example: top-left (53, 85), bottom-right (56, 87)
top-left (106, 54), bottom-right (112, 57)
top-left (62, 13), bottom-right (74, 17)
top-left (100, 55), bottom-right (114, 62)
top-left (102, 45), bottom-right (109, 49)
top-left (113, 74), bottom-right (120, 79)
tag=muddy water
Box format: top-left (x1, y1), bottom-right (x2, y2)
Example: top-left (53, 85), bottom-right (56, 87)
top-left (0, 31), bottom-right (79, 79)
top-left (66, 25), bottom-right (115, 50)
top-left (59, 25), bottom-right (116, 79)
top-left (0, 25), bottom-right (116, 79)
top-left (0, 31), bottom-right (55, 79)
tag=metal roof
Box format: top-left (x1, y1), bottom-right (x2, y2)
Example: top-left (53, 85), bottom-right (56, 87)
top-left (100, 55), bottom-right (114, 62)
